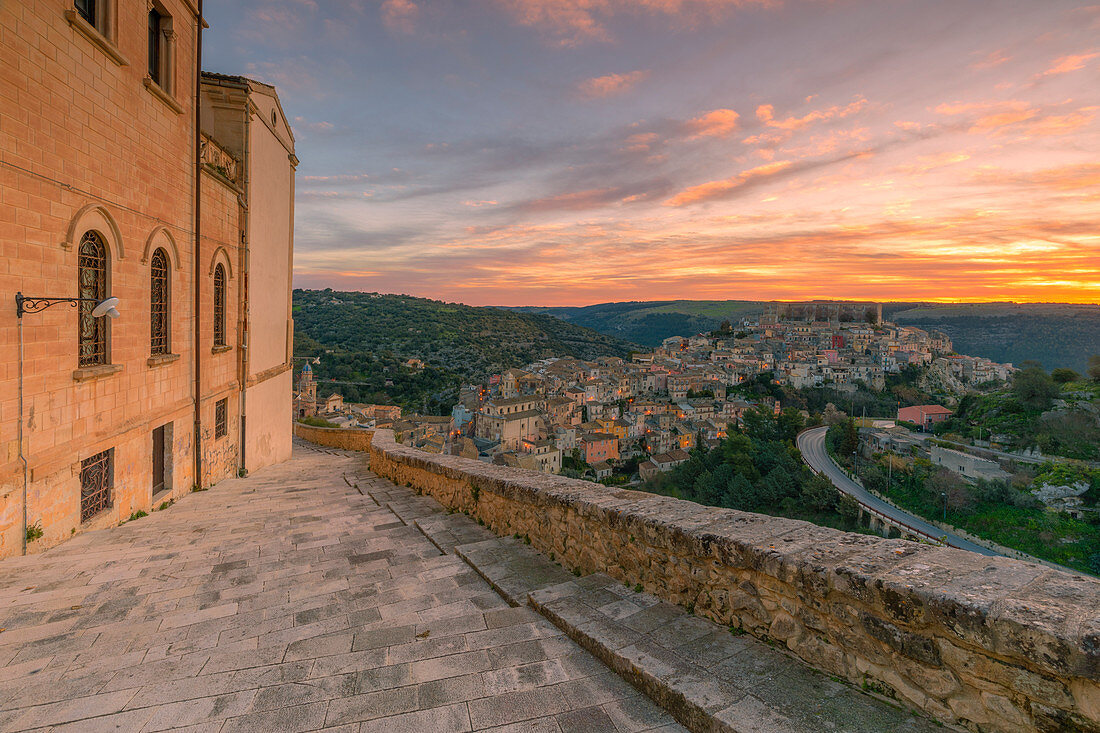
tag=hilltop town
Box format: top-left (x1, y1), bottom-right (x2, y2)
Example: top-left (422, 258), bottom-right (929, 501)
top-left (297, 300), bottom-right (1018, 482)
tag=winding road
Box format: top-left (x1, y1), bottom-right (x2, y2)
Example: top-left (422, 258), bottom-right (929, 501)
top-left (797, 426), bottom-right (999, 556)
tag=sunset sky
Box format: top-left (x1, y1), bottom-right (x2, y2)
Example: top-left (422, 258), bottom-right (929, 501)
top-left (203, 1), bottom-right (1100, 306)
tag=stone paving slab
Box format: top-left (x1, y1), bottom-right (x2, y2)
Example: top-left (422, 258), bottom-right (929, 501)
top-left (415, 514), bottom-right (499, 557)
top-left (0, 441), bottom-right (681, 732)
top-left (456, 538), bottom-right (578, 607)
top-left (529, 573), bottom-right (947, 733)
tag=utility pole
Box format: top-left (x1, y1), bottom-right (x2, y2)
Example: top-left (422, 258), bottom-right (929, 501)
top-left (886, 438), bottom-right (892, 493)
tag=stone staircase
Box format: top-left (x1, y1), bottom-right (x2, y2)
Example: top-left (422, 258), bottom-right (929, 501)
top-left (373, 466), bottom-right (948, 733)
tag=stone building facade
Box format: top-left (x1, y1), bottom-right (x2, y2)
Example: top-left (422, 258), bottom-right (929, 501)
top-left (0, 1), bottom-right (295, 557)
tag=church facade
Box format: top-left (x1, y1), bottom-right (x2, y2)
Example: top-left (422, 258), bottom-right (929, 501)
top-left (0, 1), bottom-right (296, 556)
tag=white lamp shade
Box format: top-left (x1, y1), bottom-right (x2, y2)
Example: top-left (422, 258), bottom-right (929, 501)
top-left (91, 297), bottom-right (120, 318)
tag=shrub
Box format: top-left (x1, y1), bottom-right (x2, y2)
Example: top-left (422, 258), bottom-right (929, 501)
top-left (298, 416), bottom-right (339, 428)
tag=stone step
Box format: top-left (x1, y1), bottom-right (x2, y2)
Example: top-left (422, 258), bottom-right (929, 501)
top-left (382, 486), bottom-right (948, 732)
top-left (455, 537), bottom-right (577, 607)
top-left (529, 574), bottom-right (946, 733)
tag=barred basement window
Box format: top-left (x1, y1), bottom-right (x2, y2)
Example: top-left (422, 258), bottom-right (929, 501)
top-left (80, 449), bottom-right (112, 522)
top-left (78, 231), bottom-right (108, 367)
top-left (150, 248), bottom-right (170, 354)
top-left (213, 263), bottom-right (226, 347)
top-left (215, 398), bottom-right (227, 439)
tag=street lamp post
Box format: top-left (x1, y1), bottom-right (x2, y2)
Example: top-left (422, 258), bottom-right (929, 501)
top-left (941, 491), bottom-right (947, 521)
top-left (15, 293), bottom-right (120, 555)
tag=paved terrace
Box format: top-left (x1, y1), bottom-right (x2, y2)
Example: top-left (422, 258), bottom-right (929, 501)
top-left (0, 443), bottom-right (937, 732)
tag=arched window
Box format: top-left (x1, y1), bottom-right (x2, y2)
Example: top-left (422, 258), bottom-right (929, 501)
top-left (78, 231), bottom-right (108, 366)
top-left (213, 263), bottom-right (226, 347)
top-left (150, 248), bottom-right (170, 354)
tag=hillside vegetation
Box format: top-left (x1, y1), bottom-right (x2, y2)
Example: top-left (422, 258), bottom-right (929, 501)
top-left (510, 300), bottom-right (765, 346)
top-left (885, 302), bottom-right (1100, 373)
top-left (293, 290), bottom-right (637, 412)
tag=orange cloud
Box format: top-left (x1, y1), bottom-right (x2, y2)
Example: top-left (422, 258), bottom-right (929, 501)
top-left (971, 49), bottom-right (1011, 70)
top-left (381, 0), bottom-right (419, 33)
top-left (299, 208), bottom-right (1100, 307)
top-left (756, 97), bottom-right (867, 132)
top-left (577, 70), bottom-right (649, 99)
top-left (934, 100), bottom-right (1097, 137)
top-left (665, 161), bottom-right (792, 206)
top-left (896, 152), bottom-right (971, 175)
top-left (521, 187), bottom-right (623, 212)
top-left (622, 131), bottom-right (659, 152)
top-left (969, 103), bottom-right (1039, 132)
top-left (682, 108), bottom-right (740, 138)
top-left (494, 0), bottom-right (774, 44)
top-left (1038, 50), bottom-right (1099, 77)
top-left (971, 163), bottom-right (1100, 191)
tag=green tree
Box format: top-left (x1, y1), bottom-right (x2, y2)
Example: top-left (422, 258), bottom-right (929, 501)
top-left (742, 406), bottom-right (779, 443)
top-left (834, 418), bottom-right (859, 460)
top-left (1050, 368), bottom-right (1079, 384)
top-left (802, 473), bottom-right (838, 512)
top-left (777, 408), bottom-right (805, 442)
top-left (836, 494), bottom-right (861, 522)
top-left (1012, 366), bottom-right (1059, 410)
top-left (1089, 355), bottom-right (1100, 382)
top-left (722, 474), bottom-right (755, 509)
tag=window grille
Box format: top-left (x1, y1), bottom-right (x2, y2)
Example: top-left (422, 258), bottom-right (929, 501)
top-left (215, 398), bottom-right (227, 439)
top-left (75, 0), bottom-right (96, 26)
top-left (78, 231), bottom-right (108, 367)
top-left (80, 449), bottom-right (112, 522)
top-left (150, 248), bottom-right (170, 354)
top-left (213, 263), bottom-right (226, 347)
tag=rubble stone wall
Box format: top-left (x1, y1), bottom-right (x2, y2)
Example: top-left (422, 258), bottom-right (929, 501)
top-left (368, 429), bottom-right (1100, 733)
top-left (293, 423), bottom-right (375, 452)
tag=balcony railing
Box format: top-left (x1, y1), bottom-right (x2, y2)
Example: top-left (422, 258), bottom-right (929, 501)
top-left (200, 134), bottom-right (239, 184)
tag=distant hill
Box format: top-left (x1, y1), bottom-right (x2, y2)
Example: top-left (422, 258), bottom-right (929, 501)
top-left (885, 303), bottom-right (1100, 374)
top-left (508, 300), bottom-right (1099, 373)
top-left (293, 290), bottom-right (638, 412)
top-left (509, 300), bottom-right (766, 347)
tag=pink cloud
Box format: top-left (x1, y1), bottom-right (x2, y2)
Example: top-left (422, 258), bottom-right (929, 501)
top-left (970, 163), bottom-right (1100, 191)
top-left (577, 70), bottom-right (649, 99)
top-left (756, 97), bottom-right (868, 132)
top-left (1038, 50), bottom-right (1099, 77)
top-left (934, 100), bottom-right (1098, 137)
top-left (971, 49), bottom-right (1011, 70)
top-left (665, 160), bottom-right (792, 206)
top-left (493, 0), bottom-right (775, 44)
top-left (381, 0), bottom-right (420, 33)
top-left (682, 108), bottom-right (740, 138)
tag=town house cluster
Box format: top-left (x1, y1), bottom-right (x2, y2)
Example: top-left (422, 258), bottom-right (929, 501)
top-left (439, 304), bottom-right (1010, 481)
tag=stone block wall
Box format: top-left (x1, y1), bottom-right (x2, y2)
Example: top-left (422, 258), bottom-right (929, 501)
top-left (367, 429), bottom-right (1100, 733)
top-left (294, 423), bottom-right (375, 452)
top-left (0, 0), bottom-right (201, 556)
